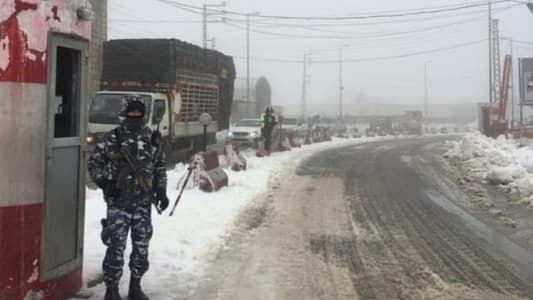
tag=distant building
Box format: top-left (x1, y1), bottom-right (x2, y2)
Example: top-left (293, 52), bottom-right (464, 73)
top-left (232, 76), bottom-right (271, 121)
top-left (89, 0), bottom-right (108, 99)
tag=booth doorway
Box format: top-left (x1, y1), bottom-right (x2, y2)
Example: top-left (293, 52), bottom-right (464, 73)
top-left (42, 34), bottom-right (88, 280)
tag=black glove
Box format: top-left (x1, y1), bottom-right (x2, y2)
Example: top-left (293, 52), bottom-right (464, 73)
top-left (95, 178), bottom-right (108, 190)
top-left (155, 188), bottom-right (169, 212)
top-left (103, 180), bottom-right (122, 198)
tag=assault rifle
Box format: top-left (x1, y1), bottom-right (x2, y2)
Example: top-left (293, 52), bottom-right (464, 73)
top-left (118, 149), bottom-right (163, 215)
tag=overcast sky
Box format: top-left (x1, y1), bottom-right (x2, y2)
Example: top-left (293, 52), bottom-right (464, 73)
top-left (107, 0), bottom-right (533, 116)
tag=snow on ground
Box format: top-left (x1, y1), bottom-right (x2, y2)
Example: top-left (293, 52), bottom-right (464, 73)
top-left (80, 136), bottom-right (383, 299)
top-left (445, 133), bottom-right (533, 206)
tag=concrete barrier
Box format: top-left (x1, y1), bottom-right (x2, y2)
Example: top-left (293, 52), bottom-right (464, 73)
top-left (224, 141), bottom-right (247, 171)
top-left (178, 150), bottom-right (228, 192)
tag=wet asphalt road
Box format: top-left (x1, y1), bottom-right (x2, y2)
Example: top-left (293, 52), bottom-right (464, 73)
top-left (297, 137), bottom-right (533, 299)
top-left (192, 137), bottom-right (533, 300)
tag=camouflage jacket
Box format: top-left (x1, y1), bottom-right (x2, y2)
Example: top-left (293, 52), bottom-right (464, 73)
top-left (88, 123), bottom-right (167, 207)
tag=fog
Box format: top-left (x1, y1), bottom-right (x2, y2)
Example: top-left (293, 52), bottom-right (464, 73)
top-left (108, 0), bottom-right (533, 121)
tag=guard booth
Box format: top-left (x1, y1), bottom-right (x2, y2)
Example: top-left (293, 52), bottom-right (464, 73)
top-left (0, 1), bottom-right (93, 299)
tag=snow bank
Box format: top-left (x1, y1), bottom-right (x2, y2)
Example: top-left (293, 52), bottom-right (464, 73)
top-left (445, 133), bottom-right (533, 199)
top-left (81, 136), bottom-right (379, 299)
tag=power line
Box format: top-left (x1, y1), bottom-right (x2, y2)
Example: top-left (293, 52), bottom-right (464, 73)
top-left (335, 0), bottom-right (507, 15)
top-left (110, 2), bottom-right (518, 39)
top-left (112, 0), bottom-right (524, 43)
top-left (109, 19), bottom-right (203, 23)
top-left (222, 15), bottom-right (486, 41)
top-left (151, 0), bottom-right (519, 42)
top-left (224, 14), bottom-right (488, 40)
top-left (233, 4), bottom-right (519, 33)
top-left (232, 39), bottom-right (487, 64)
top-left (217, 23), bottom-right (487, 54)
top-left (333, 39), bottom-right (485, 63)
top-left (113, 3), bottom-right (512, 28)
top-left (513, 45), bottom-right (533, 51)
top-left (158, 0), bottom-right (517, 21)
top-left (107, 2), bottom-right (499, 68)
top-left (513, 39), bottom-right (533, 45)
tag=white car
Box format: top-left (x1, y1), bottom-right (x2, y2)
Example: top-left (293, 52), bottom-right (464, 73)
top-left (227, 119), bottom-right (262, 147)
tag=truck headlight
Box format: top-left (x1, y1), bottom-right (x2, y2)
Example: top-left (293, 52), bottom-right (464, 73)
top-left (250, 132), bottom-right (257, 137)
top-left (227, 132), bottom-right (234, 138)
top-left (87, 136), bottom-right (94, 144)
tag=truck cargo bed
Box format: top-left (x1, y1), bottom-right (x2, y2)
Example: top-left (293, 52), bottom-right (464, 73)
top-left (101, 39), bottom-right (235, 129)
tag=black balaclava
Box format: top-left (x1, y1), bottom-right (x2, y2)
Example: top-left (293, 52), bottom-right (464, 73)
top-left (123, 99), bottom-right (146, 132)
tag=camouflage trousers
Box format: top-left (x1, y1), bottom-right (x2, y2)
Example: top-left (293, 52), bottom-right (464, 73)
top-left (101, 204), bottom-right (153, 287)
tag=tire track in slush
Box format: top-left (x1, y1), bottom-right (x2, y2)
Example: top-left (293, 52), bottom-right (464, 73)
top-left (303, 150), bottom-right (377, 300)
top-left (375, 141), bottom-right (530, 297)
top-left (381, 144), bottom-right (532, 295)
top-left (345, 165), bottom-right (418, 298)
top-left (371, 148), bottom-right (502, 290)
top-left (193, 139), bottom-right (532, 300)
top-left (307, 140), bottom-right (533, 299)
top-left (343, 147), bottom-right (479, 293)
top-left (349, 158), bottom-right (483, 297)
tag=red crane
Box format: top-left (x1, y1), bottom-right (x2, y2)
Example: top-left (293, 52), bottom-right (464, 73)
top-left (497, 55), bottom-right (512, 122)
top-left (483, 54), bottom-right (512, 137)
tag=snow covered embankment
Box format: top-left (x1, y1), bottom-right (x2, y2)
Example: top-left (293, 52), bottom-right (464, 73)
top-left (445, 133), bottom-right (533, 208)
top-left (82, 137), bottom-right (376, 299)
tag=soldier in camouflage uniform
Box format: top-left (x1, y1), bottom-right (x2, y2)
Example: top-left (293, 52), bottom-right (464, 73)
top-left (88, 95), bottom-right (169, 300)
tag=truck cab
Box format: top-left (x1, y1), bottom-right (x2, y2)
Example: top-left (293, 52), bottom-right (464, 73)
top-left (87, 91), bottom-right (170, 145)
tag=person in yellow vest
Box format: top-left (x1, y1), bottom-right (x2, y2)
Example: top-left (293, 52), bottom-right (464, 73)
top-left (260, 106), bottom-right (278, 153)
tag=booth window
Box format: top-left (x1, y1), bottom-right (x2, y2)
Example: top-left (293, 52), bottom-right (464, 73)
top-left (54, 47), bottom-right (81, 138)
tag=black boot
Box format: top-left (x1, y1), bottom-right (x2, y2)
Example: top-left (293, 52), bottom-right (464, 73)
top-left (128, 277), bottom-right (149, 300)
top-left (104, 286), bottom-right (121, 300)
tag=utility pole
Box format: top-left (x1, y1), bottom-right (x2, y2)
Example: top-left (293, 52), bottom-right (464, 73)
top-left (301, 53), bottom-right (311, 118)
top-left (339, 48), bottom-right (344, 120)
top-left (492, 19), bottom-right (501, 103)
top-left (425, 61), bottom-right (431, 130)
top-left (509, 38), bottom-right (516, 128)
top-left (202, 2), bottom-right (226, 49)
top-left (203, 5), bottom-right (208, 48)
top-left (489, 1), bottom-right (493, 103)
top-left (246, 12), bottom-right (260, 118)
top-left (246, 13), bottom-right (250, 117)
